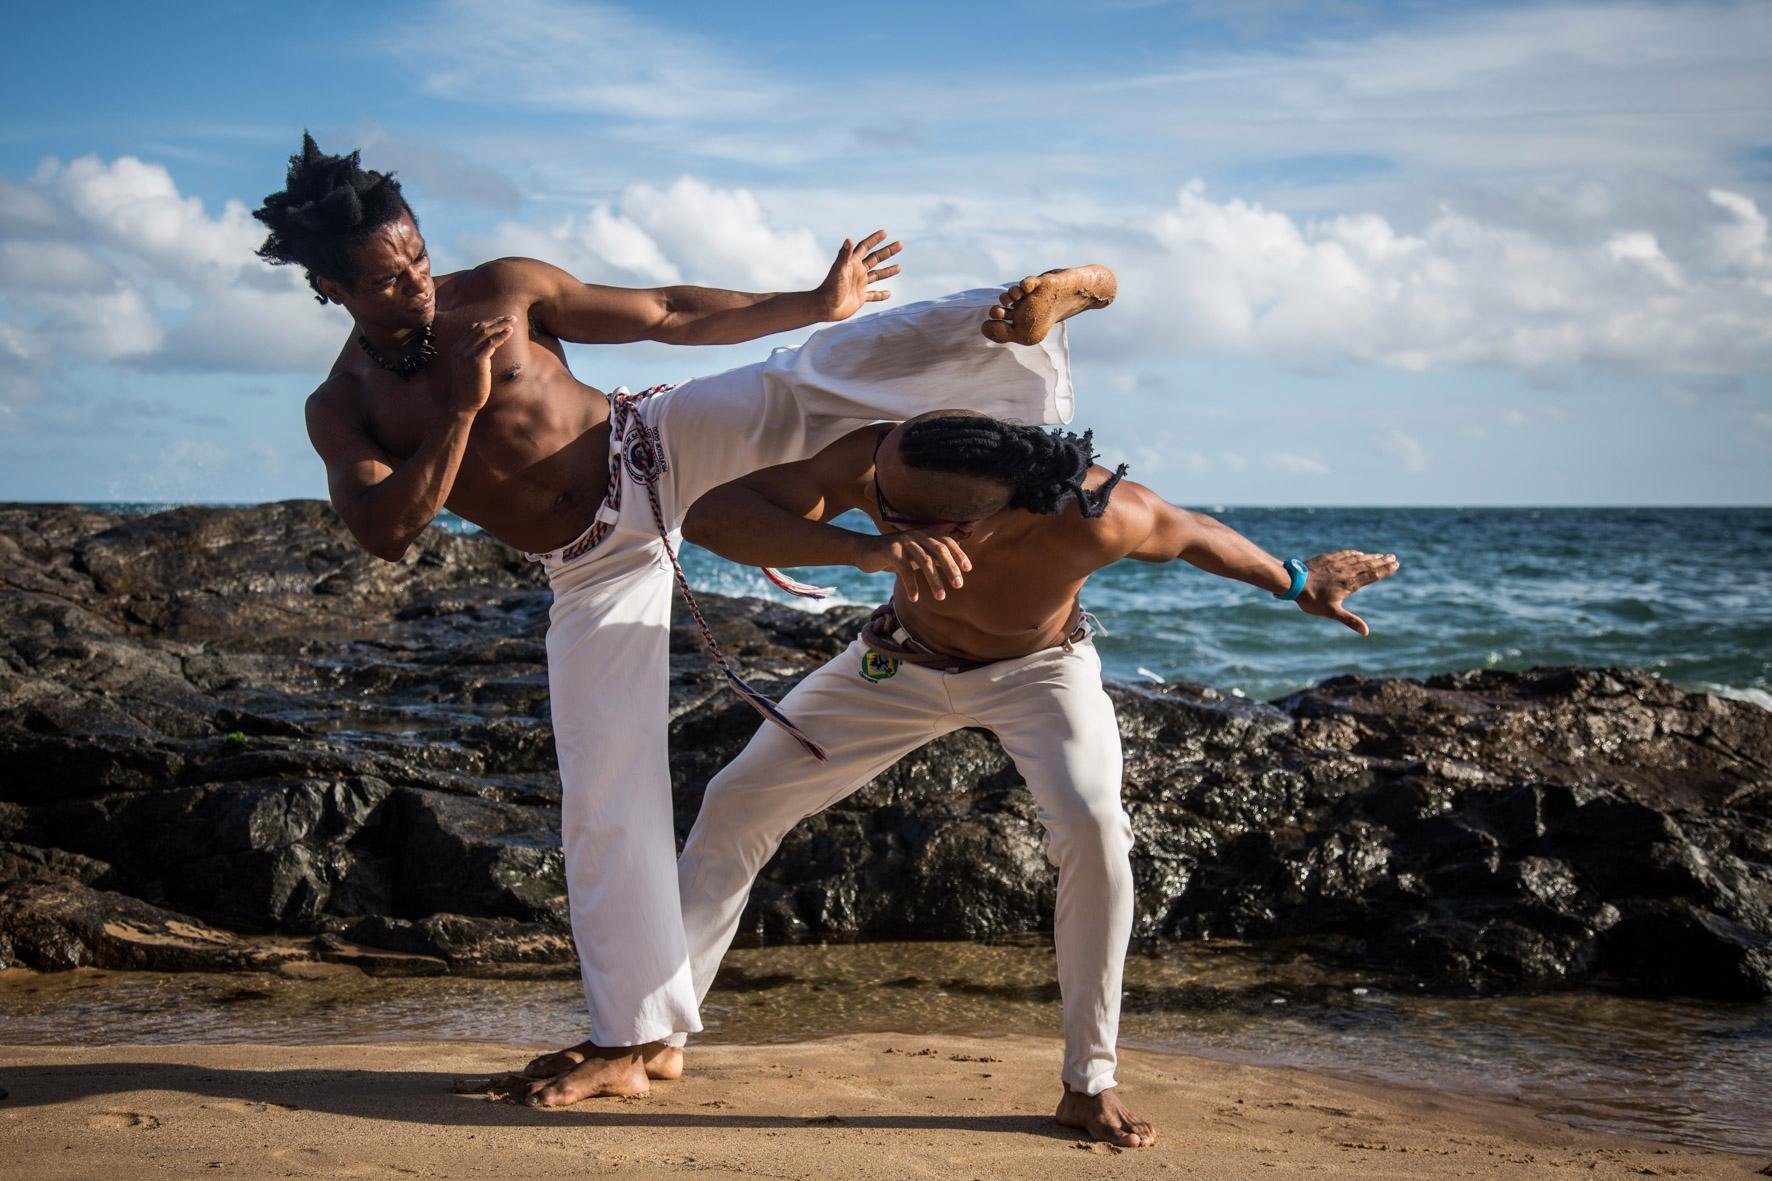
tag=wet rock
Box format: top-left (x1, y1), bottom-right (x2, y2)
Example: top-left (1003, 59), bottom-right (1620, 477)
top-left (0, 878), bottom-right (302, 973)
top-left (2, 503), bottom-right (1770, 1000)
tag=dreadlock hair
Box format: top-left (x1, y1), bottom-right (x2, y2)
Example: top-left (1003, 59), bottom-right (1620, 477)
top-left (897, 415), bottom-right (1129, 519)
top-left (253, 132), bottom-right (416, 304)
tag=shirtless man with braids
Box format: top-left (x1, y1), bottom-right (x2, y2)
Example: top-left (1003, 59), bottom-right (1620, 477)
top-left (257, 134), bottom-right (1119, 1105)
top-left (640, 411), bottom-right (1400, 1147)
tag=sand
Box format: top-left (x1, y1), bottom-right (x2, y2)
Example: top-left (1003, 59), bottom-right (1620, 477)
top-left (0, 1034), bottom-right (1761, 1179)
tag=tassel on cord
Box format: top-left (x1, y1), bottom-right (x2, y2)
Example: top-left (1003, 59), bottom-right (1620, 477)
top-left (720, 668), bottom-right (828, 760)
top-left (620, 387), bottom-right (829, 763)
top-left (762, 567), bottom-right (836, 600)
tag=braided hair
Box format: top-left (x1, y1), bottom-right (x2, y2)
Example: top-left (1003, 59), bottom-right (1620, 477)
top-left (898, 416), bottom-right (1129, 518)
top-left (253, 133), bottom-right (416, 303)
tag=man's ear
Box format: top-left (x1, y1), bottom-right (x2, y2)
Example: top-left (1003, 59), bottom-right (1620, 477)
top-left (314, 276), bottom-right (347, 306)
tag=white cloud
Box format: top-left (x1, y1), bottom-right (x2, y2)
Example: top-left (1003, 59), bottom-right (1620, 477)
top-left (0, 154), bottom-right (346, 410)
top-left (1271, 451), bottom-right (1331, 476)
top-left (467, 176), bottom-right (826, 292)
top-left (402, 0), bottom-right (784, 121)
top-left (1089, 180), bottom-right (1772, 375)
top-left (1381, 428), bottom-right (1429, 474)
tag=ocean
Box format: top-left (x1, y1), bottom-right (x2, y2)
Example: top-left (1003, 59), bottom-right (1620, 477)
top-left (671, 506), bottom-right (1772, 707)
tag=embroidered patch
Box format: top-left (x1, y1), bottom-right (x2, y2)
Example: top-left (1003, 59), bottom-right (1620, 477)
top-left (859, 648), bottom-right (900, 681)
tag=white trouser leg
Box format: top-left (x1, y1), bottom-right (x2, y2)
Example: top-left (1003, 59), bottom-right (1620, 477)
top-left (669, 643), bottom-right (958, 1046)
top-left (642, 288), bottom-right (1075, 526)
top-left (545, 540), bottom-right (700, 1047)
top-left (954, 641), bottom-right (1132, 1096)
top-left (537, 289), bottom-right (1074, 1047)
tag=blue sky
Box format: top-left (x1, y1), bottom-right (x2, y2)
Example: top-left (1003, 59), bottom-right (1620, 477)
top-left (1, 0), bottom-right (1769, 505)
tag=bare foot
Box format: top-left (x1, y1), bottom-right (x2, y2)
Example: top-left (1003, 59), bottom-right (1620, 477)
top-left (522, 1040), bottom-right (682, 1082)
top-left (982, 264), bottom-right (1116, 345)
top-left (524, 1051), bottom-right (649, 1107)
top-left (1056, 1084), bottom-right (1156, 1148)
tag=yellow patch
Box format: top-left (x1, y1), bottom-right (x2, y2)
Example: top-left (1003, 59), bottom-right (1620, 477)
top-left (859, 648), bottom-right (901, 681)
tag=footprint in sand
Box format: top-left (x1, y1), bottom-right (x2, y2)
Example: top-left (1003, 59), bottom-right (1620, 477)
top-left (87, 1110), bottom-right (161, 1130)
top-left (209, 1098), bottom-right (301, 1115)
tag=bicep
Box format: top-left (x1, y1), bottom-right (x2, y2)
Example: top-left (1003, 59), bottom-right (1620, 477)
top-left (1123, 488), bottom-right (1198, 563)
top-left (305, 395), bottom-right (394, 516)
top-left (513, 258), bottom-right (670, 345)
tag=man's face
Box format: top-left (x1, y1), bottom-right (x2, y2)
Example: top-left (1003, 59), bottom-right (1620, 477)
top-left (321, 209), bottom-right (434, 329)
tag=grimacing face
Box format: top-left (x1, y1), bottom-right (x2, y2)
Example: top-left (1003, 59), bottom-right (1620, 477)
top-left (317, 209), bottom-right (434, 330)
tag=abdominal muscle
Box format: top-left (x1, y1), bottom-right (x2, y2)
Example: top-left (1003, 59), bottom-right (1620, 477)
top-left (890, 569), bottom-right (1090, 663)
top-left (437, 371), bottom-right (617, 555)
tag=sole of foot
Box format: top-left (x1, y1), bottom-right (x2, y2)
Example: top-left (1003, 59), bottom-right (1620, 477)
top-left (982, 264), bottom-right (1117, 345)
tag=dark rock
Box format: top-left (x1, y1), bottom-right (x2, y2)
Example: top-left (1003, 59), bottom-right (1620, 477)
top-left (0, 878), bottom-right (301, 972)
top-left (2, 502), bottom-right (1770, 1000)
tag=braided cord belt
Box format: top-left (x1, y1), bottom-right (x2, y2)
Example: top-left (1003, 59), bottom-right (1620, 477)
top-left (614, 387), bottom-right (829, 762)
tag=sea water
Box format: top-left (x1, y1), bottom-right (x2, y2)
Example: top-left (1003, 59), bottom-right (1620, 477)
top-left (673, 506), bottom-right (1772, 707)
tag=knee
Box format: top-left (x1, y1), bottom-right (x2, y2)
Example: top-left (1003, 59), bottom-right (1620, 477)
top-left (1043, 797), bottom-right (1134, 867)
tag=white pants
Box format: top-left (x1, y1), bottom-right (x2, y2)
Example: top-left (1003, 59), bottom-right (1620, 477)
top-left (535, 290), bottom-right (1074, 1047)
top-left (674, 634), bottom-right (1134, 1096)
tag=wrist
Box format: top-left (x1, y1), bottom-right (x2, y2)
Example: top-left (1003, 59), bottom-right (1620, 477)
top-left (1273, 557), bottom-right (1309, 601)
top-left (844, 530), bottom-right (881, 570)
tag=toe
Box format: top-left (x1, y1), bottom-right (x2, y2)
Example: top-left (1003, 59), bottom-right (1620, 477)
top-left (1019, 274), bottom-right (1042, 292)
top-left (988, 305), bottom-right (1008, 320)
top-left (980, 320), bottom-right (1014, 343)
top-left (1005, 284), bottom-right (1025, 303)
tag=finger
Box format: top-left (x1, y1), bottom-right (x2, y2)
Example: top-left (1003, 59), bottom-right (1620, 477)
top-left (908, 541), bottom-right (949, 599)
top-left (926, 536), bottom-right (965, 589)
top-left (864, 240), bottom-right (902, 266)
top-left (857, 229), bottom-right (887, 253)
top-left (866, 290), bottom-right (891, 301)
top-left (867, 264), bottom-right (902, 282)
top-left (1331, 605), bottom-right (1370, 636)
top-left (940, 533), bottom-right (973, 572)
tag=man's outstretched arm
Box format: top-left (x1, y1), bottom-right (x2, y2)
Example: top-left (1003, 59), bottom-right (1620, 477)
top-left (512, 231), bottom-right (902, 347)
top-left (1115, 483), bottom-right (1399, 634)
top-left (682, 426), bottom-right (973, 604)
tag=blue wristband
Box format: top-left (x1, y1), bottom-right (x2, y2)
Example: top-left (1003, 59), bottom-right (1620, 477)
top-left (1275, 557), bottom-right (1308, 601)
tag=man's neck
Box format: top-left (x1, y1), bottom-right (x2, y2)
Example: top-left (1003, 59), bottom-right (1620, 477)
top-left (356, 320), bottom-right (425, 357)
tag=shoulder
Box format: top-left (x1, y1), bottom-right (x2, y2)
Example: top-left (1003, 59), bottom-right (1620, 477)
top-left (305, 370), bottom-right (365, 432)
top-left (1053, 470), bottom-right (1159, 556)
top-left (437, 257), bottom-right (563, 308)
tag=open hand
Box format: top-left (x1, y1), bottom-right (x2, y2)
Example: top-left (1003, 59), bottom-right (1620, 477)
top-left (817, 230), bottom-right (901, 321)
top-left (1297, 550), bottom-right (1400, 636)
top-left (856, 526), bottom-right (971, 603)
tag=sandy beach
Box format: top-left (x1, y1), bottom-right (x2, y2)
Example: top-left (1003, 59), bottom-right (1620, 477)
top-left (0, 1034), bottom-right (1761, 1179)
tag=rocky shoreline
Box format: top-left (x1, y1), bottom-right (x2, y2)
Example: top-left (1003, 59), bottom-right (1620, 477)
top-left (1, 502), bottom-right (1767, 998)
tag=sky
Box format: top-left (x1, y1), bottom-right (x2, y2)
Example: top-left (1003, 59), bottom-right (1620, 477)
top-left (1, 0), bottom-right (1769, 506)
